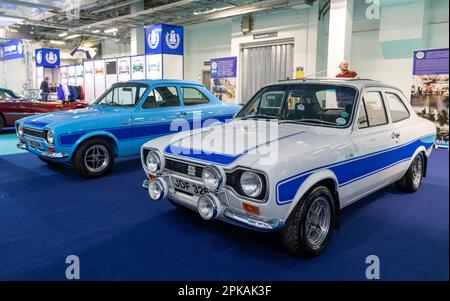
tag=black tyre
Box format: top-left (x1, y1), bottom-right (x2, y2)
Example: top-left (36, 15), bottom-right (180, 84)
top-left (281, 186), bottom-right (334, 258)
top-left (72, 138), bottom-right (115, 178)
top-left (0, 115), bottom-right (5, 133)
top-left (38, 156), bottom-right (61, 165)
top-left (395, 153), bottom-right (424, 193)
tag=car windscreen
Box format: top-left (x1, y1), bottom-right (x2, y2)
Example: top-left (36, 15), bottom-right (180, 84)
top-left (95, 83), bottom-right (149, 107)
top-left (0, 90), bottom-right (16, 100)
top-left (236, 84), bottom-right (358, 128)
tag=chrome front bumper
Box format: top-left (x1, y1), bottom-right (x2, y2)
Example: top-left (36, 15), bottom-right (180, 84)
top-left (17, 143), bottom-right (69, 158)
top-left (142, 178), bottom-right (284, 232)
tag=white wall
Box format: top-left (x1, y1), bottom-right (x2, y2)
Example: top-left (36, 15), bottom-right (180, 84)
top-left (0, 58), bottom-right (27, 95)
top-left (101, 38), bottom-right (131, 58)
top-left (184, 19), bottom-right (232, 82)
top-left (350, 0), bottom-right (449, 97)
top-left (183, 4), bottom-right (322, 103)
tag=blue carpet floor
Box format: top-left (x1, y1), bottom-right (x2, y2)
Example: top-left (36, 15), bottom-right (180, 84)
top-left (0, 150), bottom-right (448, 280)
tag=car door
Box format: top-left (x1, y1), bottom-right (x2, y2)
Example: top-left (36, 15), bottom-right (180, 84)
top-left (180, 85), bottom-right (222, 127)
top-left (383, 89), bottom-right (419, 177)
top-left (346, 89), bottom-right (396, 203)
top-left (131, 84), bottom-right (184, 153)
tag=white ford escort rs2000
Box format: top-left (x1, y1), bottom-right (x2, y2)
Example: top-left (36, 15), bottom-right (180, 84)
top-left (140, 78), bottom-right (436, 258)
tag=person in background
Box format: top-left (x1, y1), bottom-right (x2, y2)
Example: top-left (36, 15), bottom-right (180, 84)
top-left (40, 77), bottom-right (50, 101)
top-left (336, 61), bottom-right (358, 78)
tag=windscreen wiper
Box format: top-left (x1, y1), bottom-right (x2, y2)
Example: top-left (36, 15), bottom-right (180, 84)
top-left (242, 114), bottom-right (280, 120)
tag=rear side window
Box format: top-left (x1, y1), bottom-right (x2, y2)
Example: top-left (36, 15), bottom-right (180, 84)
top-left (141, 86), bottom-right (180, 109)
top-left (385, 92), bottom-right (410, 122)
top-left (362, 92), bottom-right (388, 127)
top-left (182, 87), bottom-right (209, 106)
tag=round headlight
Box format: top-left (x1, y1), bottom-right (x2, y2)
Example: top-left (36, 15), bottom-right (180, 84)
top-left (17, 124), bottom-right (23, 136)
top-left (146, 151), bottom-right (161, 174)
top-left (197, 194), bottom-right (222, 220)
top-left (46, 130), bottom-right (54, 144)
top-left (202, 166), bottom-right (224, 191)
top-left (240, 171), bottom-right (263, 198)
top-left (148, 179), bottom-right (167, 201)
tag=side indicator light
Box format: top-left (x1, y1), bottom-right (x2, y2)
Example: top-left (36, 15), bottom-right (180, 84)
top-left (243, 203), bottom-right (259, 215)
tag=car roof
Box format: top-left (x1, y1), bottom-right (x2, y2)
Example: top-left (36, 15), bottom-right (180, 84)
top-left (269, 78), bottom-right (402, 91)
top-left (128, 79), bottom-right (204, 87)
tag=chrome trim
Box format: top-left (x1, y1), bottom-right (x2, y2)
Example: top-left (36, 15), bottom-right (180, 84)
top-left (142, 178), bottom-right (150, 189)
top-left (42, 151), bottom-right (69, 158)
top-left (17, 143), bottom-right (27, 150)
top-left (223, 210), bottom-right (284, 232)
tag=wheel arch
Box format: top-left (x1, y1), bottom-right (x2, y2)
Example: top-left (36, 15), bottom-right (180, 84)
top-left (287, 169), bottom-right (341, 229)
top-left (70, 131), bottom-right (120, 160)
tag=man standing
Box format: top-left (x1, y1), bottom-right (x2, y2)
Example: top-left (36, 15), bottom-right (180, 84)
top-left (336, 61), bottom-right (358, 78)
top-left (40, 77), bottom-right (49, 101)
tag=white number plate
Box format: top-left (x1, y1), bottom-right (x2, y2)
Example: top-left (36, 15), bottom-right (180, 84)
top-left (172, 178), bottom-right (210, 196)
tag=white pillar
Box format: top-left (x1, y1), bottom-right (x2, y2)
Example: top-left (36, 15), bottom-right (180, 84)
top-left (130, 0), bottom-right (145, 55)
top-left (326, 0), bottom-right (353, 77)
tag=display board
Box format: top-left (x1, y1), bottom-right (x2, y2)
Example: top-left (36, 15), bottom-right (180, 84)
top-left (35, 48), bottom-right (60, 68)
top-left (210, 57), bottom-right (237, 103)
top-left (68, 65), bottom-right (76, 86)
top-left (83, 61), bottom-right (95, 103)
top-left (94, 59), bottom-right (106, 99)
top-left (117, 57), bottom-right (131, 82)
top-left (131, 55), bottom-right (146, 80)
top-left (146, 54), bottom-right (162, 80)
top-left (410, 48), bottom-right (449, 148)
top-left (144, 23), bottom-right (183, 80)
top-left (76, 65), bottom-right (84, 87)
top-left (0, 39), bottom-right (24, 61)
top-left (105, 58), bottom-right (118, 89)
top-left (60, 66), bottom-right (68, 85)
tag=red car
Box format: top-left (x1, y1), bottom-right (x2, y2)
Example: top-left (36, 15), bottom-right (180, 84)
top-left (0, 88), bottom-right (88, 132)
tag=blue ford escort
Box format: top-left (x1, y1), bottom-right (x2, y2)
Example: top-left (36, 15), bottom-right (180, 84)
top-left (15, 80), bottom-right (241, 178)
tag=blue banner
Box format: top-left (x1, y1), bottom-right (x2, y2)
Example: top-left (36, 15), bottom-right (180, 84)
top-left (145, 24), bottom-right (184, 56)
top-left (0, 39), bottom-right (24, 61)
top-left (35, 48), bottom-right (60, 68)
top-left (210, 57), bottom-right (237, 78)
top-left (413, 48), bottom-right (449, 75)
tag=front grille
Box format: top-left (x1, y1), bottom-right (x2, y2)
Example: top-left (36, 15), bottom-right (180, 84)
top-left (165, 158), bottom-right (238, 187)
top-left (165, 158), bottom-right (203, 178)
top-left (23, 127), bottom-right (46, 139)
top-left (164, 157), bottom-right (267, 201)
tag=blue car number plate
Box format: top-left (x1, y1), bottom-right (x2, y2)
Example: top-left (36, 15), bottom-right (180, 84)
top-left (28, 139), bottom-right (43, 150)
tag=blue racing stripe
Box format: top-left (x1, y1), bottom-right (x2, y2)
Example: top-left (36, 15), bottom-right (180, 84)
top-left (276, 134), bottom-right (435, 205)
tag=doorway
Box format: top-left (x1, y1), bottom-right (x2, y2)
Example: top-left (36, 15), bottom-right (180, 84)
top-left (241, 41), bottom-right (294, 103)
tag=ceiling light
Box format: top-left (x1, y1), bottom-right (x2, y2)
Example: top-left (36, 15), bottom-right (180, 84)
top-left (65, 34), bottom-right (81, 40)
top-left (91, 30), bottom-right (100, 33)
top-left (58, 32), bottom-right (68, 37)
top-left (104, 28), bottom-right (118, 34)
top-left (50, 40), bottom-right (66, 45)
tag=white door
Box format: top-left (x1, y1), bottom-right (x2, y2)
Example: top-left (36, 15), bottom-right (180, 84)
top-left (344, 89), bottom-right (396, 204)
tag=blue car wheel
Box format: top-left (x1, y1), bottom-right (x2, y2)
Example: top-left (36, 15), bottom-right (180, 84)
top-left (73, 137), bottom-right (115, 178)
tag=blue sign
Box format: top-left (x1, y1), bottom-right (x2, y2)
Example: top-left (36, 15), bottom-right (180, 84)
top-left (145, 24), bottom-right (184, 56)
top-left (35, 48), bottom-right (60, 68)
top-left (413, 48), bottom-right (449, 75)
top-left (210, 57), bottom-right (237, 78)
top-left (0, 39), bottom-right (24, 61)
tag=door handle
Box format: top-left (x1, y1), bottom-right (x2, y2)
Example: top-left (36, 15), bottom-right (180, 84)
top-left (177, 111), bottom-right (187, 117)
top-left (391, 132), bottom-right (400, 139)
